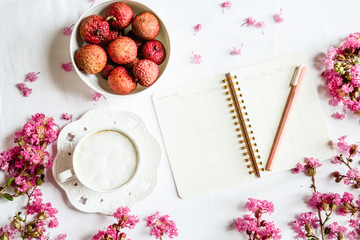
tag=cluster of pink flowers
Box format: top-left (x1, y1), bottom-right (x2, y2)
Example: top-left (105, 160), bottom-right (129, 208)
top-left (0, 189), bottom-right (60, 240)
top-left (92, 207), bottom-right (139, 240)
top-left (0, 113), bottom-right (59, 199)
top-left (146, 212), bottom-right (178, 239)
top-left (323, 32), bottom-right (360, 113)
top-left (331, 136), bottom-right (360, 188)
top-left (234, 198), bottom-right (281, 240)
top-left (292, 143), bottom-right (360, 240)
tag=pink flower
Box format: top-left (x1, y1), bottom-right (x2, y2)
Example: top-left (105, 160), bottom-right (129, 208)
top-left (62, 62), bottom-right (74, 72)
top-left (242, 17), bottom-right (257, 27)
top-left (17, 83), bottom-right (32, 97)
top-left (231, 44), bottom-right (243, 55)
top-left (220, 1), bottom-right (232, 13)
top-left (194, 24), bottom-right (202, 35)
top-left (344, 168), bottom-right (360, 185)
top-left (328, 222), bottom-right (348, 239)
top-left (192, 51), bottom-right (203, 64)
top-left (292, 212), bottom-right (320, 239)
top-left (0, 224), bottom-right (17, 240)
top-left (146, 211), bottom-right (178, 239)
top-left (273, 9), bottom-right (284, 23)
top-left (308, 192), bottom-right (341, 210)
top-left (61, 113), bottom-right (73, 121)
top-left (293, 163), bottom-right (305, 173)
top-left (255, 21), bottom-right (265, 28)
top-left (329, 98), bottom-right (340, 106)
top-left (62, 24), bottom-right (74, 36)
top-left (341, 83), bottom-right (354, 93)
top-left (25, 72), bottom-right (40, 82)
top-left (332, 112), bottom-right (345, 120)
top-left (55, 234), bottom-right (67, 240)
top-left (337, 136), bottom-right (350, 152)
top-left (92, 92), bottom-right (105, 101)
top-left (246, 198), bottom-right (274, 215)
top-left (113, 207), bottom-right (139, 229)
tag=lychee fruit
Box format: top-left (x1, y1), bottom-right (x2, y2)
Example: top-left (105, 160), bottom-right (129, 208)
top-left (133, 59), bottom-right (159, 87)
top-left (141, 40), bottom-right (166, 65)
top-left (79, 15), bottom-right (110, 44)
top-left (106, 2), bottom-right (133, 30)
top-left (132, 12), bottom-right (160, 40)
top-left (75, 44), bottom-right (107, 74)
top-left (108, 66), bottom-right (137, 95)
top-left (100, 29), bottom-right (119, 47)
top-left (107, 36), bottom-right (137, 65)
top-left (126, 30), bottom-right (145, 49)
top-left (100, 60), bottom-right (118, 80)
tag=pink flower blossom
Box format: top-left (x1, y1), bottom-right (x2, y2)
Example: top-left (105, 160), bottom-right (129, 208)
top-left (292, 212), bottom-right (320, 239)
top-left (192, 51), bottom-right (203, 64)
top-left (25, 72), bottom-right (40, 82)
top-left (327, 222), bottom-right (348, 239)
top-left (242, 17), bottom-right (257, 27)
top-left (220, 1), bottom-right (232, 13)
top-left (337, 135), bottom-right (350, 152)
top-left (0, 224), bottom-right (17, 240)
top-left (55, 234), bottom-right (67, 240)
top-left (194, 24), bottom-right (202, 35)
top-left (329, 98), bottom-right (340, 106)
top-left (344, 168), bottom-right (360, 185)
top-left (62, 24), bottom-right (74, 36)
top-left (255, 21), bottom-right (265, 28)
top-left (113, 207), bottom-right (139, 229)
top-left (308, 192), bottom-right (341, 210)
top-left (92, 92), bottom-right (105, 101)
top-left (246, 198), bottom-right (274, 215)
top-left (231, 44), bottom-right (243, 55)
top-left (293, 163), bottom-right (305, 173)
top-left (61, 113), bottom-right (73, 121)
top-left (62, 62), bottom-right (74, 72)
top-left (17, 83), bottom-right (32, 97)
top-left (273, 9), bottom-right (284, 23)
top-left (146, 211), bottom-right (178, 239)
top-left (332, 112), bottom-right (345, 120)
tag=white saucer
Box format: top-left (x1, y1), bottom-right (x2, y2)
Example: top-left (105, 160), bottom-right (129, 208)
top-left (52, 108), bottom-right (161, 215)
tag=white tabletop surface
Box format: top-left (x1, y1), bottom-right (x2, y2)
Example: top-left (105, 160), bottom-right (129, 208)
top-left (1, 0), bottom-right (360, 239)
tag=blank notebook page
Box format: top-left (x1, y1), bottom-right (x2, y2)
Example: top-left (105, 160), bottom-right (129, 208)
top-left (153, 53), bottom-right (334, 199)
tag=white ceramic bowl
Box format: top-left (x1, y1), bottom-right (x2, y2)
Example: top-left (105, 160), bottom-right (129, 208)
top-left (70, 0), bottom-right (170, 97)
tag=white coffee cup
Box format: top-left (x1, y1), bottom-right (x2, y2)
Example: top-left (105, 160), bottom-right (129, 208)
top-left (57, 128), bottom-right (139, 192)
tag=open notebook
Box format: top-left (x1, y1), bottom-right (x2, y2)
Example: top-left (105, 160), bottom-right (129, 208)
top-left (153, 53), bottom-right (334, 199)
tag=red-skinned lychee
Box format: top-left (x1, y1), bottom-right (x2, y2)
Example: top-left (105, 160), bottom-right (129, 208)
top-left (108, 66), bottom-right (137, 95)
top-left (100, 60), bottom-right (118, 80)
top-left (79, 15), bottom-right (110, 44)
top-left (133, 59), bottom-right (159, 87)
top-left (106, 2), bottom-right (133, 30)
top-left (107, 36), bottom-right (138, 65)
top-left (141, 40), bottom-right (166, 65)
top-left (75, 45), bottom-right (107, 74)
top-left (132, 12), bottom-right (160, 40)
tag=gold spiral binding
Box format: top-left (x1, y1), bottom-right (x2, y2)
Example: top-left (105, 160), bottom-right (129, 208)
top-left (223, 73), bottom-right (264, 177)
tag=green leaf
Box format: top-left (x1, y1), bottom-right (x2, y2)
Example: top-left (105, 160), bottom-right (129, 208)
top-left (1, 193), bottom-right (14, 201)
top-left (6, 178), bottom-right (15, 187)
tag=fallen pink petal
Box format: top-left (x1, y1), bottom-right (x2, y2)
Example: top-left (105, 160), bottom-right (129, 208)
top-left (25, 72), bottom-right (40, 82)
top-left (62, 24), bottom-right (74, 36)
top-left (221, 1), bottom-right (232, 13)
top-left (62, 62), bottom-right (74, 72)
top-left (17, 83), bottom-right (32, 97)
top-left (61, 113), bottom-right (73, 121)
top-left (194, 23), bottom-right (202, 35)
top-left (255, 21), bottom-right (265, 28)
top-left (273, 9), bottom-right (284, 23)
top-left (329, 98), bottom-right (340, 106)
top-left (192, 51), bottom-right (203, 64)
top-left (231, 44), bottom-right (243, 55)
top-left (242, 17), bottom-right (256, 27)
top-left (332, 112), bottom-right (345, 120)
top-left (93, 92), bottom-right (105, 101)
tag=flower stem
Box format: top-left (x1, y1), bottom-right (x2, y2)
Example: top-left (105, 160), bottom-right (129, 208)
top-left (311, 175), bottom-right (325, 240)
top-left (0, 163), bottom-right (28, 195)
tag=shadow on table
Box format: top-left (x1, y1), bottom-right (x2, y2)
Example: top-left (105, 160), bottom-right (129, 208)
top-left (47, 32), bottom-right (92, 100)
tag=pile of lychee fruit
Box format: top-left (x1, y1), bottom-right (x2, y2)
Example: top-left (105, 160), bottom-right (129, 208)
top-left (74, 2), bottom-right (166, 95)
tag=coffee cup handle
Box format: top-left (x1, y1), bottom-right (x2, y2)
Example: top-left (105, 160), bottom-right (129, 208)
top-left (58, 168), bottom-right (76, 183)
